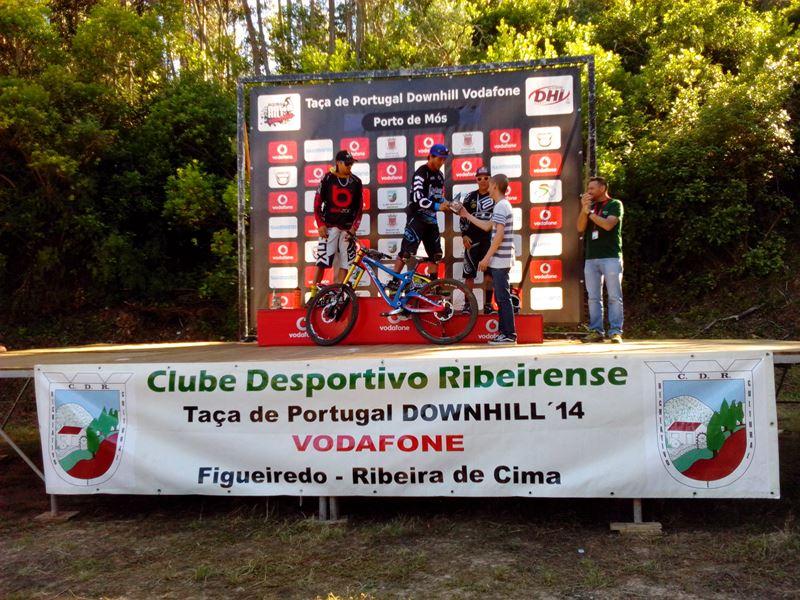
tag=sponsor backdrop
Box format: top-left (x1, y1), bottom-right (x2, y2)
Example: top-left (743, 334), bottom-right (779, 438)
top-left (249, 68), bottom-right (583, 326)
top-left (36, 352), bottom-right (778, 498)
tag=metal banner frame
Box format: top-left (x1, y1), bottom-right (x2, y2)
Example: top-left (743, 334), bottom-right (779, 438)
top-left (236, 57), bottom-right (597, 339)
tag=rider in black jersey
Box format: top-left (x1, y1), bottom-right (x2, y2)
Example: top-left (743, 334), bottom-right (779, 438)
top-left (389, 143), bottom-right (452, 288)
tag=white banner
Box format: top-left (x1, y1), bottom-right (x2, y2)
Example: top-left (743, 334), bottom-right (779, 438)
top-left (34, 352), bottom-right (779, 498)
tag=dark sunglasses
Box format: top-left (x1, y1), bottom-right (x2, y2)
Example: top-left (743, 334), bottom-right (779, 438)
top-left (476, 175), bottom-right (490, 180)
top-left (343, 159), bottom-right (354, 166)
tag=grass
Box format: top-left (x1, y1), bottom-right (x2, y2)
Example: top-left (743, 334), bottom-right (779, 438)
top-left (2, 332), bottom-right (800, 598)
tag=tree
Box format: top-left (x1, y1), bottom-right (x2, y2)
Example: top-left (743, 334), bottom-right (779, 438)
top-left (706, 412), bottom-right (725, 457)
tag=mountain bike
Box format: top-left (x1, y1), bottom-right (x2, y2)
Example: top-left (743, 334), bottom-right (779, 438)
top-left (306, 245), bottom-right (478, 346)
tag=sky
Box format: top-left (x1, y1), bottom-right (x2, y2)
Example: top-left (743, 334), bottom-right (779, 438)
top-left (664, 378), bottom-right (746, 413)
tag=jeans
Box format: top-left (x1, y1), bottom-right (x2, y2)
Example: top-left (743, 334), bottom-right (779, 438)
top-left (488, 267), bottom-right (516, 338)
top-left (583, 258), bottom-right (624, 335)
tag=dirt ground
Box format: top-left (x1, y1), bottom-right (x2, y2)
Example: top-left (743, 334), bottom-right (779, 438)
top-left (1, 376), bottom-right (799, 599)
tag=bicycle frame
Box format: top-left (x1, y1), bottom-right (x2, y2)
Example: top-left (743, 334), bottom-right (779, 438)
top-left (342, 251), bottom-right (444, 313)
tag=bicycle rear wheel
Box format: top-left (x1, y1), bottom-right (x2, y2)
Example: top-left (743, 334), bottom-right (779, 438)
top-left (408, 278), bottom-right (477, 344)
top-left (305, 284), bottom-right (359, 346)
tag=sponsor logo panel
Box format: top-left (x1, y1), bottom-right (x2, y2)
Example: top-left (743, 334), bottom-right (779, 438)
top-left (489, 155), bottom-right (521, 178)
top-left (528, 127), bottom-right (562, 151)
top-left (377, 161), bottom-right (407, 184)
top-left (530, 180), bottom-right (562, 203)
top-left (268, 191), bottom-right (298, 213)
top-left (506, 181), bottom-right (522, 204)
top-left (269, 241), bottom-right (298, 263)
top-left (268, 266), bottom-right (298, 288)
top-left (452, 157), bottom-right (484, 181)
top-left (304, 215), bottom-right (319, 237)
top-left (490, 128), bottom-right (522, 152)
top-left (303, 139), bottom-right (333, 162)
top-left (268, 140), bottom-right (298, 163)
top-left (530, 206), bottom-right (563, 230)
top-left (525, 76), bottom-right (574, 116)
top-left (530, 259), bottom-right (563, 283)
top-left (377, 136), bottom-right (407, 159)
top-left (530, 232), bottom-right (563, 256)
top-left (351, 162), bottom-right (370, 184)
top-left (452, 131), bottom-right (484, 155)
top-left (304, 164), bottom-right (328, 186)
top-left (414, 133), bottom-right (445, 156)
top-left (530, 286), bottom-right (564, 310)
top-left (530, 153), bottom-right (563, 178)
top-left (377, 212), bottom-right (407, 235)
top-left (377, 187), bottom-right (407, 210)
top-left (268, 216), bottom-right (298, 238)
top-left (257, 93), bottom-right (301, 131)
top-left (268, 166), bottom-right (298, 189)
top-left (340, 137), bottom-right (369, 160)
top-left (304, 266), bottom-right (333, 286)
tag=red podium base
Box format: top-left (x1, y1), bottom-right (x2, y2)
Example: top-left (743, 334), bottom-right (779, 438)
top-left (257, 298), bottom-right (543, 346)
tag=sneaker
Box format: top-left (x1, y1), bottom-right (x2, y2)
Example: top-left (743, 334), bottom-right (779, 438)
top-left (308, 284), bottom-right (319, 299)
top-left (488, 334), bottom-right (517, 345)
top-left (581, 330), bottom-right (605, 344)
top-left (610, 333), bottom-right (623, 344)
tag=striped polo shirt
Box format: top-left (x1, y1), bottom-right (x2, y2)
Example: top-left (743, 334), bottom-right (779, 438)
top-left (489, 197), bottom-right (514, 269)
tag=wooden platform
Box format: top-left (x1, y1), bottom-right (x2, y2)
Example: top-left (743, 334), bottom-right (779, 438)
top-left (1, 339), bottom-right (799, 376)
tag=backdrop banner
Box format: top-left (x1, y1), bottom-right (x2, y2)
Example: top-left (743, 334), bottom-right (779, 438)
top-left (249, 67), bottom-right (583, 326)
top-left (35, 352), bottom-right (779, 498)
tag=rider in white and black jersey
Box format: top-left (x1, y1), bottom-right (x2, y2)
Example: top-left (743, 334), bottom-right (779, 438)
top-left (460, 166), bottom-right (495, 314)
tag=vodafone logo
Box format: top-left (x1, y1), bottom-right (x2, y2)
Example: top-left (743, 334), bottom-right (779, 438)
top-left (268, 241), bottom-right (298, 263)
top-left (414, 133), bottom-right (444, 157)
top-left (490, 129), bottom-right (521, 152)
top-left (288, 316), bottom-right (309, 339)
top-left (268, 140), bottom-right (297, 163)
top-left (341, 137), bottom-right (369, 159)
top-left (452, 157), bottom-right (483, 181)
top-left (530, 206), bottom-right (562, 229)
top-left (377, 161), bottom-right (406, 184)
top-left (304, 215), bottom-right (320, 236)
top-left (477, 318), bottom-right (500, 340)
top-left (268, 191), bottom-right (297, 213)
top-left (530, 259), bottom-right (562, 283)
top-left (506, 181), bottom-right (522, 205)
top-left (304, 164), bottom-right (327, 186)
top-left (529, 153), bottom-right (563, 178)
top-left (380, 314), bottom-right (411, 331)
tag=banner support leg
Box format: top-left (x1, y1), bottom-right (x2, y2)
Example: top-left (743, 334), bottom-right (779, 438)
top-left (632, 498), bottom-right (643, 523)
top-left (329, 496), bottom-right (339, 521)
top-left (318, 496), bottom-right (329, 521)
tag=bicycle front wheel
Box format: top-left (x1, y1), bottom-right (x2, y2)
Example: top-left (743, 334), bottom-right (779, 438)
top-left (408, 278), bottom-right (477, 344)
top-left (305, 284), bottom-right (359, 346)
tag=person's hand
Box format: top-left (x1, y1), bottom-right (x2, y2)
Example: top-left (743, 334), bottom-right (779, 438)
top-left (581, 193), bottom-right (592, 215)
top-left (440, 201), bottom-right (451, 212)
top-left (346, 227), bottom-right (357, 239)
top-left (463, 236), bottom-right (473, 251)
top-left (478, 258), bottom-right (489, 272)
top-left (457, 206), bottom-right (469, 217)
top-left (318, 224), bottom-right (328, 238)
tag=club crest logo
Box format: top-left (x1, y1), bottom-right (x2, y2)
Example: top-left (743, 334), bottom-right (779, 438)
top-left (43, 371), bottom-right (130, 486)
top-left (647, 359), bottom-right (759, 488)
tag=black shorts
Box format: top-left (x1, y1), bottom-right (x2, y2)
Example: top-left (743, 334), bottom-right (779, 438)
top-left (399, 216), bottom-right (443, 262)
top-left (463, 239), bottom-right (490, 279)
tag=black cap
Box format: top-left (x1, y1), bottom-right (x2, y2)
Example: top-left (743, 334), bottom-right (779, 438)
top-left (335, 150), bottom-right (356, 163)
top-left (476, 166), bottom-right (490, 176)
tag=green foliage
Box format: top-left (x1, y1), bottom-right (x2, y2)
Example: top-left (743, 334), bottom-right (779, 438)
top-left (0, 0), bottom-right (798, 333)
top-left (85, 426), bottom-right (100, 455)
top-left (706, 412), bottom-right (725, 456)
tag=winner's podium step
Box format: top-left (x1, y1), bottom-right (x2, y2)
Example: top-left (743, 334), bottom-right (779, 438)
top-left (257, 298), bottom-right (543, 346)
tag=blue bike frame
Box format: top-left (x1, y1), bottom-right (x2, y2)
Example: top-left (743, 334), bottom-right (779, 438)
top-left (356, 255), bottom-right (443, 313)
